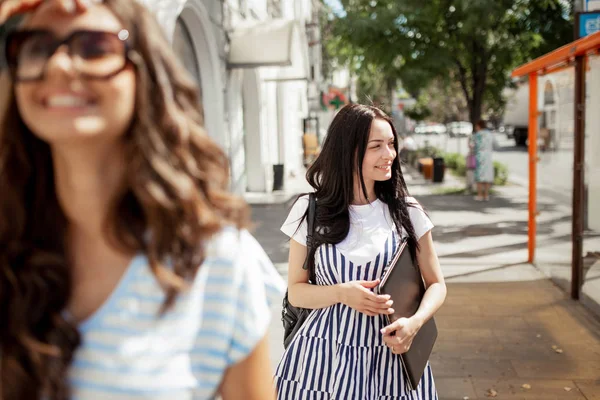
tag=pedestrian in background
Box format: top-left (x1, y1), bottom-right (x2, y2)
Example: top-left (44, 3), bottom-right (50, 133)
top-left (275, 104), bottom-right (446, 399)
top-left (0, 0), bottom-right (283, 398)
top-left (471, 119), bottom-right (494, 201)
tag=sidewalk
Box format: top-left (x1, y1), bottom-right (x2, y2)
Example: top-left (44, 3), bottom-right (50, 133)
top-left (243, 169), bottom-right (312, 205)
top-left (404, 170), bottom-right (600, 399)
top-left (409, 166), bottom-right (600, 320)
top-left (251, 167), bottom-right (600, 400)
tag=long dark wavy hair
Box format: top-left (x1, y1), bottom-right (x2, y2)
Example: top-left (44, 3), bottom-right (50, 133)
top-left (301, 104), bottom-right (419, 272)
top-left (0, 1), bottom-right (249, 398)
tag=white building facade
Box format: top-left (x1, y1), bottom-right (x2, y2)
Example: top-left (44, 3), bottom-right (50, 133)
top-left (140, 0), bottom-right (318, 194)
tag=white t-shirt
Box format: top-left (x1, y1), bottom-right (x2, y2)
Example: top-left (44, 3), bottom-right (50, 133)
top-left (62, 227), bottom-right (285, 400)
top-left (281, 196), bottom-right (433, 266)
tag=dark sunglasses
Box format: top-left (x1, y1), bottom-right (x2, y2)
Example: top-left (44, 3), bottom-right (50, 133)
top-left (5, 29), bottom-right (131, 82)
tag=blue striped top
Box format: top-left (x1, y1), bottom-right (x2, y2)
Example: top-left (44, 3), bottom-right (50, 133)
top-left (66, 227), bottom-right (285, 399)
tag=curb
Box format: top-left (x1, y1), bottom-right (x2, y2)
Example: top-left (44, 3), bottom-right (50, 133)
top-left (508, 174), bottom-right (529, 187)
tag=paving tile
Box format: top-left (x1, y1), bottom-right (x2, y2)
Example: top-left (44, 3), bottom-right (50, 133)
top-left (437, 303), bottom-right (483, 317)
top-left (494, 328), bottom-right (600, 347)
top-left (478, 304), bottom-right (541, 316)
top-left (471, 378), bottom-right (587, 400)
top-left (430, 357), bottom-right (465, 378)
top-left (436, 315), bottom-right (532, 332)
top-left (432, 340), bottom-right (501, 360)
top-left (472, 341), bottom-right (565, 361)
top-left (430, 357), bottom-right (518, 379)
top-left (546, 342), bottom-right (600, 361)
top-left (435, 378), bottom-right (478, 400)
top-left (511, 359), bottom-right (600, 380)
top-left (574, 380), bottom-right (600, 400)
top-left (437, 328), bottom-right (496, 342)
top-left (526, 307), bottom-right (592, 332)
top-left (491, 332), bottom-right (600, 361)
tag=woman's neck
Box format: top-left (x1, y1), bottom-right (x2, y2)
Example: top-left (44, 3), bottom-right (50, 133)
top-left (351, 177), bottom-right (375, 205)
top-left (52, 140), bottom-right (126, 238)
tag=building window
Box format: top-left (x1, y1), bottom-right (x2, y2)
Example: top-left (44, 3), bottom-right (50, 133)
top-left (173, 17), bottom-right (203, 107)
top-left (544, 81), bottom-right (555, 105)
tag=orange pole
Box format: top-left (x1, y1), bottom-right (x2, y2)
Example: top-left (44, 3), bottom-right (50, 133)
top-left (528, 73), bottom-right (538, 264)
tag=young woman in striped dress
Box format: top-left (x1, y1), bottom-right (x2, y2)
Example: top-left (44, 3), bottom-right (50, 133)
top-left (275, 104), bottom-right (447, 399)
top-left (0, 1), bottom-right (283, 398)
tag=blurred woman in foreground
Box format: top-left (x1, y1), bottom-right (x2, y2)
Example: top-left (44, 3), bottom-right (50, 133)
top-left (0, 0), bottom-right (283, 398)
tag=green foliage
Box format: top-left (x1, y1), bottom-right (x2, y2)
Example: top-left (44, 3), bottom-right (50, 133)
top-left (433, 187), bottom-right (467, 195)
top-left (494, 161), bottom-right (509, 186)
top-left (454, 155), bottom-right (467, 178)
top-left (404, 94), bottom-right (432, 121)
top-left (327, 0), bottom-right (573, 123)
top-left (415, 144), bottom-right (443, 159)
top-left (356, 63), bottom-right (394, 113)
top-left (443, 152), bottom-right (461, 170)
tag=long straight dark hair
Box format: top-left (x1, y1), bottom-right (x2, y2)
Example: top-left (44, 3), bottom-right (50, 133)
top-left (301, 103), bottom-right (419, 271)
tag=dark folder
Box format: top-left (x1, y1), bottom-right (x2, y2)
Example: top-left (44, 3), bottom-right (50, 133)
top-left (376, 238), bottom-right (438, 391)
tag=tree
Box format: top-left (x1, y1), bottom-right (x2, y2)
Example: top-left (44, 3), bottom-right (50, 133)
top-left (320, 2), bottom-right (401, 113)
top-left (404, 94), bottom-right (432, 122)
top-left (329, 0), bottom-right (573, 124)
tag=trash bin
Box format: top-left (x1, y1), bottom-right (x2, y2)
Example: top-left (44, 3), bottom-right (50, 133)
top-left (273, 164), bottom-right (284, 191)
top-left (419, 157), bottom-right (433, 180)
top-left (432, 157), bottom-right (445, 183)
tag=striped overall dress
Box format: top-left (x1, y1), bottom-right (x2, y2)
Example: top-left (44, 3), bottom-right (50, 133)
top-left (275, 230), bottom-right (438, 400)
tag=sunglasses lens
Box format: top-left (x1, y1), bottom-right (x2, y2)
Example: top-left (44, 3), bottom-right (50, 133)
top-left (9, 32), bottom-right (55, 81)
top-left (71, 31), bottom-right (127, 77)
top-left (7, 30), bottom-right (128, 81)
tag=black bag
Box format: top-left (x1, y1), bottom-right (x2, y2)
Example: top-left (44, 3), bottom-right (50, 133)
top-left (281, 193), bottom-right (316, 349)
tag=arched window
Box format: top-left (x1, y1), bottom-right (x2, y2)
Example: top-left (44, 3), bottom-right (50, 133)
top-left (544, 81), bottom-right (555, 106)
top-left (172, 17), bottom-right (203, 108)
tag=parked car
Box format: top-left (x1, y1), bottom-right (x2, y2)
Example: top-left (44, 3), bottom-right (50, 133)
top-left (414, 123), bottom-right (446, 135)
top-left (426, 123), bottom-right (447, 135)
top-left (447, 121), bottom-right (473, 137)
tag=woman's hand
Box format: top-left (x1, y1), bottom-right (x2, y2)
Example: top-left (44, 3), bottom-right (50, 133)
top-left (381, 316), bottom-right (423, 355)
top-left (0, 0), bottom-right (98, 24)
top-left (339, 279), bottom-right (394, 317)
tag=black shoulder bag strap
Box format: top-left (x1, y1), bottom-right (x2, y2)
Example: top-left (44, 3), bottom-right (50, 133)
top-left (302, 193), bottom-right (317, 282)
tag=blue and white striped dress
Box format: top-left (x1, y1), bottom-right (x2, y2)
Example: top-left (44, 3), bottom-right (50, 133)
top-left (63, 227), bottom-right (285, 399)
top-left (276, 196), bottom-right (438, 400)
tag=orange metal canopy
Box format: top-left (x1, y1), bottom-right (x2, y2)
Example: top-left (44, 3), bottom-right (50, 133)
top-left (510, 29), bottom-right (600, 300)
top-left (512, 30), bottom-right (600, 77)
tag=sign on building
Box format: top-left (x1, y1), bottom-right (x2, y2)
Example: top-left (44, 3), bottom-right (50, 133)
top-left (577, 12), bottom-right (600, 38)
top-left (587, 0), bottom-right (600, 11)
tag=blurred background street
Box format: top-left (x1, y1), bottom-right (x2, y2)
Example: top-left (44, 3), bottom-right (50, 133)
top-left (412, 131), bottom-right (574, 205)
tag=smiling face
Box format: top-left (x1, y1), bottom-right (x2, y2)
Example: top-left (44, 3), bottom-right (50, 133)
top-left (13, 2), bottom-right (136, 147)
top-left (361, 118), bottom-right (397, 185)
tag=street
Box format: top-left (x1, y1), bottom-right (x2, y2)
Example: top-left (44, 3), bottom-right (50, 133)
top-left (411, 133), bottom-right (574, 205)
